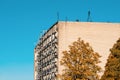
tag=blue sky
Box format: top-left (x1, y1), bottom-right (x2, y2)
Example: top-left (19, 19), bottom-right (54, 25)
top-left (0, 0), bottom-right (120, 80)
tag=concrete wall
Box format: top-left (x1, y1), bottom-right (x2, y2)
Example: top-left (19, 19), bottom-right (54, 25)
top-left (34, 23), bottom-right (59, 80)
top-left (58, 21), bottom-right (120, 76)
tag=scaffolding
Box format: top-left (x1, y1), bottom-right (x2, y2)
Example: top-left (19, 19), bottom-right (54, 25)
top-left (35, 24), bottom-right (58, 80)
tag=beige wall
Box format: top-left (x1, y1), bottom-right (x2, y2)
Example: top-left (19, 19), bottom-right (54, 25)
top-left (34, 21), bottom-right (120, 80)
top-left (58, 21), bottom-right (120, 76)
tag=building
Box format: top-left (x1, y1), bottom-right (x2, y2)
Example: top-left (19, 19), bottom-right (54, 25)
top-left (34, 21), bottom-right (120, 80)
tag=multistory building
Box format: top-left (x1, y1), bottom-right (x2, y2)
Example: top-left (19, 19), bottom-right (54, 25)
top-left (34, 21), bottom-right (120, 80)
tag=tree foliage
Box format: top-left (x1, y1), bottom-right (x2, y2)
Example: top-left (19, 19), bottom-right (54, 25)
top-left (101, 38), bottom-right (120, 80)
top-left (60, 38), bottom-right (102, 80)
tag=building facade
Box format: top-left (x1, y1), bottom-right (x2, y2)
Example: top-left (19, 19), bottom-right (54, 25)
top-left (34, 21), bottom-right (120, 80)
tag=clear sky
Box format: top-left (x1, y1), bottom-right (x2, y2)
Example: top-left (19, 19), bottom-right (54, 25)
top-left (0, 0), bottom-right (120, 80)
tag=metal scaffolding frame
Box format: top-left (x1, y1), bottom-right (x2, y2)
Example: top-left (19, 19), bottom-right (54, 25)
top-left (35, 25), bottom-right (58, 80)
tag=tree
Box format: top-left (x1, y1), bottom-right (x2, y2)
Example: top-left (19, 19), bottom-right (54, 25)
top-left (60, 38), bottom-right (102, 80)
top-left (101, 38), bottom-right (120, 80)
